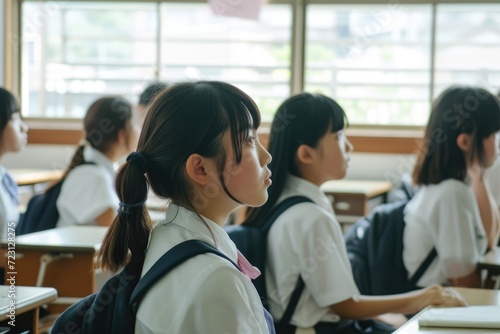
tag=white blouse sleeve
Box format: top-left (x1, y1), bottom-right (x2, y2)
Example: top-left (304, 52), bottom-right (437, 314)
top-left (296, 204), bottom-right (360, 307)
top-left (433, 188), bottom-right (487, 279)
top-left (57, 165), bottom-right (118, 225)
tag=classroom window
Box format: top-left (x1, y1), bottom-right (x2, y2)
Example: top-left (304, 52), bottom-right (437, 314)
top-left (20, 1), bottom-right (292, 122)
top-left (15, 1), bottom-right (500, 126)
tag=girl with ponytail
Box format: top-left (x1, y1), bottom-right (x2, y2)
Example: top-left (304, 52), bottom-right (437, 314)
top-left (56, 96), bottom-right (137, 227)
top-left (97, 81), bottom-right (273, 333)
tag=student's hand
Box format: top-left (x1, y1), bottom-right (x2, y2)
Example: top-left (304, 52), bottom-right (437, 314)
top-left (426, 285), bottom-right (467, 308)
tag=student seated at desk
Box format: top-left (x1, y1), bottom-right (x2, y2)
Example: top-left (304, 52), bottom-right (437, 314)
top-left (0, 87), bottom-right (28, 238)
top-left (56, 96), bottom-right (137, 227)
top-left (243, 93), bottom-right (465, 334)
top-left (405, 86), bottom-right (500, 288)
top-left (97, 81), bottom-right (274, 333)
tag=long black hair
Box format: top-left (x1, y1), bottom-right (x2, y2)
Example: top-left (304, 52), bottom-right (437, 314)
top-left (244, 93), bottom-right (346, 227)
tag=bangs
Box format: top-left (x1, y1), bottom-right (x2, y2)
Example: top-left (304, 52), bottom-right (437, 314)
top-left (310, 94), bottom-right (347, 139)
top-left (323, 96), bottom-right (347, 133)
top-left (475, 89), bottom-right (500, 138)
top-left (217, 83), bottom-right (261, 164)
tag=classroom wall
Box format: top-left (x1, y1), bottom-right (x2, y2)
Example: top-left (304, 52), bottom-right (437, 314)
top-left (2, 145), bottom-right (416, 187)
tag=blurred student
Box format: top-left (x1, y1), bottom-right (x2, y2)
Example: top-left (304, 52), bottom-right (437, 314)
top-left (97, 81), bottom-right (274, 333)
top-left (405, 86), bottom-right (500, 288)
top-left (56, 96), bottom-right (137, 227)
top-left (0, 88), bottom-right (28, 238)
top-left (137, 82), bottom-right (169, 125)
top-left (243, 93), bottom-right (465, 333)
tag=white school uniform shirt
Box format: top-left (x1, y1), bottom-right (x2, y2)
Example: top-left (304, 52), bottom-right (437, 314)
top-left (56, 146), bottom-right (118, 227)
top-left (266, 174), bottom-right (360, 328)
top-left (0, 165), bottom-right (19, 239)
top-left (403, 179), bottom-right (487, 287)
top-left (135, 204), bottom-right (270, 334)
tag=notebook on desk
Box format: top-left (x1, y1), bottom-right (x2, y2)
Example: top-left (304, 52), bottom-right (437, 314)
top-left (418, 306), bottom-right (500, 329)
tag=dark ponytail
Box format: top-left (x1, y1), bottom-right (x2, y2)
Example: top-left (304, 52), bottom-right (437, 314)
top-left (97, 157), bottom-right (151, 273)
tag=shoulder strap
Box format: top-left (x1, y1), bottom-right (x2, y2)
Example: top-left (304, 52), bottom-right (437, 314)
top-left (263, 196), bottom-right (313, 327)
top-left (278, 276), bottom-right (305, 328)
top-left (262, 195), bottom-right (313, 233)
top-left (408, 248), bottom-right (437, 287)
top-left (129, 239), bottom-right (239, 313)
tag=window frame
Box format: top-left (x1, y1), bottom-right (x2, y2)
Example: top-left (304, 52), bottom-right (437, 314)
top-left (4, 0), bottom-right (499, 153)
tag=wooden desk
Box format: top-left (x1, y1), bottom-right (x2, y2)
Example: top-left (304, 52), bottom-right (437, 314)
top-left (10, 169), bottom-right (62, 187)
top-left (320, 180), bottom-right (392, 227)
top-left (395, 288), bottom-right (500, 334)
top-left (0, 286), bottom-right (57, 334)
top-left (479, 247), bottom-right (500, 289)
top-left (0, 226), bottom-right (107, 313)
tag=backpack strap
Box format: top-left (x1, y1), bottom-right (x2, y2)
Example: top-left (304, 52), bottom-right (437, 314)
top-left (277, 276), bottom-right (305, 328)
top-left (261, 196), bottom-right (314, 233)
top-left (408, 247), bottom-right (437, 287)
top-left (262, 196), bottom-right (314, 327)
top-left (129, 239), bottom-right (239, 313)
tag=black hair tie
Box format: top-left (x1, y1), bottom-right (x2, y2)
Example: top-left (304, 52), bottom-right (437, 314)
top-left (118, 198), bottom-right (147, 215)
top-left (126, 152), bottom-right (148, 174)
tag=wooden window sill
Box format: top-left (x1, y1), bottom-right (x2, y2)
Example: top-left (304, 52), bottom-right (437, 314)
top-left (27, 123), bottom-right (424, 154)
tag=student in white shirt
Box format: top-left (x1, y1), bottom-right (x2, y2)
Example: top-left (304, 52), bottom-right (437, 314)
top-left (96, 81), bottom-right (274, 333)
top-left (0, 88), bottom-right (28, 239)
top-left (243, 93), bottom-right (465, 333)
top-left (405, 86), bottom-right (500, 288)
top-left (56, 96), bottom-right (137, 227)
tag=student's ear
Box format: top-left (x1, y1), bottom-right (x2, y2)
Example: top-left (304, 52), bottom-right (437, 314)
top-left (456, 133), bottom-right (472, 152)
top-left (185, 154), bottom-right (211, 186)
top-left (296, 144), bottom-right (315, 165)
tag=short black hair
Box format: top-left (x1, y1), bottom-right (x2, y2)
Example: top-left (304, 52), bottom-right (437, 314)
top-left (138, 82), bottom-right (169, 106)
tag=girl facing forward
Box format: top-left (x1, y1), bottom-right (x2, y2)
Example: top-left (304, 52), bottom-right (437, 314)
top-left (97, 81), bottom-right (274, 333)
top-left (244, 93), bottom-right (465, 334)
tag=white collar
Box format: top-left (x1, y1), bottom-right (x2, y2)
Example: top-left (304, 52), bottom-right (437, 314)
top-left (83, 146), bottom-right (115, 175)
top-left (160, 204), bottom-right (238, 262)
top-left (282, 174), bottom-right (334, 214)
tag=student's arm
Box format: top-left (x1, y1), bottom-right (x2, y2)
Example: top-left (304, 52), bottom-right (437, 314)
top-left (470, 166), bottom-right (500, 249)
top-left (95, 207), bottom-right (116, 226)
top-left (329, 285), bottom-right (466, 319)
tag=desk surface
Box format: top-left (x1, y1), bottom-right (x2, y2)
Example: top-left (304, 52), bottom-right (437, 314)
top-left (10, 169), bottom-right (63, 187)
top-left (1, 226), bottom-right (107, 253)
top-left (0, 286), bottom-right (57, 322)
top-left (395, 288), bottom-right (500, 334)
top-left (320, 180), bottom-right (392, 197)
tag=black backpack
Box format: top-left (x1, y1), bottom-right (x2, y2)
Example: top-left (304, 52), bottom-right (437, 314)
top-left (344, 200), bottom-right (437, 295)
top-left (224, 196), bottom-right (313, 308)
top-left (51, 239), bottom-right (239, 334)
top-left (16, 162), bottom-right (95, 235)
